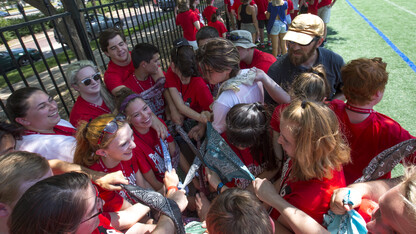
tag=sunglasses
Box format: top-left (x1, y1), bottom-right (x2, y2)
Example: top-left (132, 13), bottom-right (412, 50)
top-left (226, 34), bottom-right (252, 43)
top-left (96, 114), bottom-right (126, 146)
top-left (287, 37), bottom-right (320, 47)
top-left (80, 72), bottom-right (101, 86)
top-left (80, 185), bottom-right (103, 223)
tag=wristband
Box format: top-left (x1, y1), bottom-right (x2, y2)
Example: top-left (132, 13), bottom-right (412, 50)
top-left (217, 182), bottom-right (224, 194)
top-left (167, 186), bottom-right (178, 192)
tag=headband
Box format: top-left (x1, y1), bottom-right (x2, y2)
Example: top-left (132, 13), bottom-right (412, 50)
top-left (119, 93), bottom-right (142, 114)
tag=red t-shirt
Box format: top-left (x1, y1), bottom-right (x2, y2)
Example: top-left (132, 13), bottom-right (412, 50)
top-left (176, 10), bottom-right (199, 41)
top-left (165, 67), bottom-right (213, 112)
top-left (307, 0), bottom-right (319, 15)
top-left (90, 158), bottom-right (140, 205)
top-left (224, 0), bottom-right (232, 12)
top-left (69, 96), bottom-right (111, 128)
top-left (318, 0), bottom-right (332, 8)
top-left (221, 133), bottom-right (264, 189)
top-left (287, 0), bottom-right (293, 15)
top-left (123, 74), bottom-right (166, 119)
top-left (104, 52), bottom-right (135, 93)
top-left (270, 103), bottom-right (289, 132)
top-left (232, 0), bottom-right (255, 13)
top-left (92, 213), bottom-right (123, 234)
top-left (240, 49), bottom-right (277, 74)
top-left (271, 159), bottom-right (346, 225)
top-left (254, 0), bottom-right (268, 20)
top-left (191, 8), bottom-right (205, 28)
top-left (330, 99), bottom-right (415, 184)
top-left (203, 5), bottom-right (218, 23)
top-left (132, 119), bottom-right (174, 183)
top-left (208, 20), bottom-right (228, 37)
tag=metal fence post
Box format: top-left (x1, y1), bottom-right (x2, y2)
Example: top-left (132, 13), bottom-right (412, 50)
top-left (65, 0), bottom-right (95, 61)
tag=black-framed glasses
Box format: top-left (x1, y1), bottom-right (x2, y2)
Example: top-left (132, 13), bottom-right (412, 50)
top-left (96, 114), bottom-right (126, 146)
top-left (81, 185), bottom-right (103, 223)
top-left (80, 72), bottom-right (101, 86)
top-left (287, 37), bottom-right (320, 47)
top-left (226, 33), bottom-right (252, 43)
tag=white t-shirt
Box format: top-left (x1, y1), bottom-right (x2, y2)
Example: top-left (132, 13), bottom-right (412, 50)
top-left (17, 119), bottom-right (76, 162)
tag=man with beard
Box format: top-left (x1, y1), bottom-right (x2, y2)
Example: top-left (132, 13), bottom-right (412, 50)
top-left (266, 13), bottom-right (344, 104)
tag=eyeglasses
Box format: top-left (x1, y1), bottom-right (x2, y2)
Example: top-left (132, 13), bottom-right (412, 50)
top-left (287, 37), bottom-right (320, 47)
top-left (81, 185), bottom-right (103, 223)
top-left (226, 34), bottom-right (252, 43)
top-left (96, 114), bottom-right (126, 146)
top-left (80, 72), bottom-right (101, 86)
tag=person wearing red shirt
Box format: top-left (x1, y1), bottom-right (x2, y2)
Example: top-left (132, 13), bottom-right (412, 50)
top-left (116, 91), bottom-right (194, 191)
top-left (99, 28), bottom-right (134, 96)
top-left (329, 58), bottom-right (415, 185)
top-left (254, 0), bottom-right (269, 47)
top-left (176, 2), bottom-right (201, 49)
top-left (67, 60), bottom-right (114, 128)
top-left (208, 10), bottom-right (228, 38)
top-left (255, 100), bottom-right (350, 231)
top-left (202, 0), bottom-right (218, 24)
top-left (318, 0), bottom-right (337, 41)
top-left (307, 0), bottom-right (319, 15)
top-left (190, 0), bottom-right (205, 28)
top-left (229, 30), bottom-right (276, 73)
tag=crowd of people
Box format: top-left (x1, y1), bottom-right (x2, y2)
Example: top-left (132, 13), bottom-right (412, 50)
top-left (0, 1), bottom-right (415, 233)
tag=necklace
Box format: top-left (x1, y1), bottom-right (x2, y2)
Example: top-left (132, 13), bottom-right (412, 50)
top-left (133, 127), bottom-right (164, 160)
top-left (345, 102), bottom-right (375, 114)
top-left (133, 74), bottom-right (153, 92)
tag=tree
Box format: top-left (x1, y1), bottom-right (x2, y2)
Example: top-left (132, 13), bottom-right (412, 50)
top-left (23, 0), bottom-right (88, 60)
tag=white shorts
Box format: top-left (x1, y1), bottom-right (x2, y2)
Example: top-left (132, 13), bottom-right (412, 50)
top-left (318, 5), bottom-right (331, 23)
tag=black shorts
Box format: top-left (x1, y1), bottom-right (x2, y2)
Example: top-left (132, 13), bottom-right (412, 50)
top-left (258, 19), bottom-right (268, 29)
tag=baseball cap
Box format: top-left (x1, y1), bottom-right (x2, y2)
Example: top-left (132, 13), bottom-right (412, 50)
top-left (173, 38), bottom-right (190, 48)
top-left (227, 30), bottom-right (256, 49)
top-left (283, 14), bottom-right (324, 45)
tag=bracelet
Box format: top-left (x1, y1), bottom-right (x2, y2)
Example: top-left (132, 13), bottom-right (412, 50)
top-left (167, 186), bottom-right (178, 192)
top-left (217, 182), bottom-right (224, 194)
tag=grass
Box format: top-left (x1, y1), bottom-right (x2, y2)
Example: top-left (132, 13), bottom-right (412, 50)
top-left (326, 0), bottom-right (415, 177)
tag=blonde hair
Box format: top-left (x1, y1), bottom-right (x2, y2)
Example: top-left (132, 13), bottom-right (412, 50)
top-left (66, 60), bottom-right (115, 111)
top-left (290, 64), bottom-right (330, 102)
top-left (0, 151), bottom-right (49, 206)
top-left (281, 100), bottom-right (350, 181)
top-left (401, 166), bottom-right (416, 227)
top-left (73, 114), bottom-right (126, 167)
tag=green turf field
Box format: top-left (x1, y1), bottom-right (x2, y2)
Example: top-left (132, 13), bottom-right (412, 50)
top-left (328, 0), bottom-right (416, 177)
top-left (327, 0), bottom-right (416, 136)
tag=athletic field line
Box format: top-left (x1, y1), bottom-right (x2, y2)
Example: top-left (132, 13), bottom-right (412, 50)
top-left (345, 0), bottom-right (416, 73)
top-left (381, 0), bottom-right (416, 17)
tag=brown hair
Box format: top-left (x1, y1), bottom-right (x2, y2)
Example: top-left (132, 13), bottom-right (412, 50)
top-left (0, 151), bottom-right (49, 206)
top-left (99, 28), bottom-right (126, 52)
top-left (206, 188), bottom-right (273, 234)
top-left (170, 44), bottom-right (199, 78)
top-left (281, 100), bottom-right (350, 181)
top-left (196, 37), bottom-right (240, 80)
top-left (225, 103), bottom-right (276, 170)
top-left (9, 172), bottom-right (91, 234)
top-left (5, 87), bottom-right (43, 126)
top-left (341, 57), bottom-right (388, 106)
top-left (290, 64), bottom-right (330, 102)
top-left (73, 114), bottom-right (126, 167)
